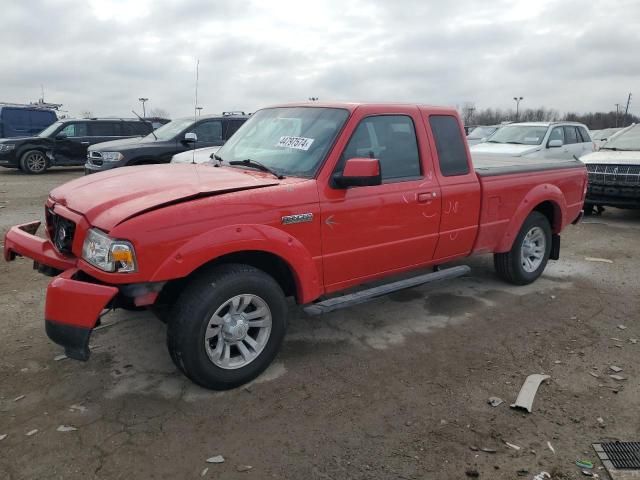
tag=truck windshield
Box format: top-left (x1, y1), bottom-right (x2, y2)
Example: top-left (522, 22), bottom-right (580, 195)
top-left (38, 121), bottom-right (63, 138)
top-left (143, 118), bottom-right (194, 141)
top-left (468, 126), bottom-right (498, 140)
top-left (601, 124), bottom-right (640, 151)
top-left (216, 107), bottom-right (349, 178)
top-left (486, 125), bottom-right (549, 145)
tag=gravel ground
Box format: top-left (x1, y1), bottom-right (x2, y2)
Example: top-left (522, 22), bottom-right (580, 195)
top-left (1, 167), bottom-right (639, 479)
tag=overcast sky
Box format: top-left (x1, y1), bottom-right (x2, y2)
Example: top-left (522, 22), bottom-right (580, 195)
top-left (1, 0), bottom-right (637, 118)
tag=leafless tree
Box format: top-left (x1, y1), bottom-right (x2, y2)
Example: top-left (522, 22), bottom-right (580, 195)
top-left (148, 108), bottom-right (170, 118)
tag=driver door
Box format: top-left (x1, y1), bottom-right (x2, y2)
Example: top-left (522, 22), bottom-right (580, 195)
top-left (53, 122), bottom-right (89, 165)
top-left (318, 109), bottom-right (441, 292)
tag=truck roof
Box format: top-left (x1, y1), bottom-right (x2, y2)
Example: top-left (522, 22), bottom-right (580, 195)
top-left (266, 102), bottom-right (459, 115)
top-left (503, 121), bottom-right (589, 128)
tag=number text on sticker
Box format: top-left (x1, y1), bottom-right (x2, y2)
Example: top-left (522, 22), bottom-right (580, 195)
top-left (276, 136), bottom-right (315, 151)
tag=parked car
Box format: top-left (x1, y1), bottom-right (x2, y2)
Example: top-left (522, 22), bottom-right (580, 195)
top-left (171, 145), bottom-right (221, 164)
top-left (85, 113), bottom-right (248, 174)
top-left (0, 118), bottom-right (153, 174)
top-left (590, 127), bottom-right (624, 149)
top-left (4, 102), bottom-right (586, 390)
top-left (582, 123), bottom-right (640, 211)
top-left (471, 122), bottom-right (595, 160)
top-left (467, 125), bottom-right (500, 145)
top-left (0, 104), bottom-right (58, 139)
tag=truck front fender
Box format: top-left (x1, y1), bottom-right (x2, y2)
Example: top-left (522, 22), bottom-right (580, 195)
top-left (150, 224), bottom-right (322, 303)
top-left (496, 184), bottom-right (566, 253)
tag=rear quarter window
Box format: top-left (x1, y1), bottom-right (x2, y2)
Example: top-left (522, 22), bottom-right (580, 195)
top-left (123, 121), bottom-right (152, 136)
top-left (90, 122), bottom-right (120, 136)
top-left (578, 127), bottom-right (591, 143)
top-left (429, 115), bottom-right (470, 176)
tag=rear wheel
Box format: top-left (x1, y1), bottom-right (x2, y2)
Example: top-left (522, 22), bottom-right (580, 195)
top-left (166, 264), bottom-right (288, 390)
top-left (20, 150), bottom-right (49, 174)
top-left (494, 211), bottom-right (552, 285)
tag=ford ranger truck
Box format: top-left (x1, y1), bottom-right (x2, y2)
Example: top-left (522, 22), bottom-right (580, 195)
top-left (4, 103), bottom-right (587, 390)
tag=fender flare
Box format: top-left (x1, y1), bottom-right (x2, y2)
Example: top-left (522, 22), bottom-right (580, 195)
top-left (150, 224), bottom-right (322, 303)
top-left (496, 183), bottom-right (566, 253)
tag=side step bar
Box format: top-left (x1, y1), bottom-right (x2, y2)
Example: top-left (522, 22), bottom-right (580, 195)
top-left (303, 265), bottom-right (471, 316)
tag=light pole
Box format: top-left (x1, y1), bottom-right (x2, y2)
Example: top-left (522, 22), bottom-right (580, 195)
top-left (196, 106), bottom-right (203, 116)
top-left (138, 97), bottom-right (149, 117)
top-left (615, 103), bottom-right (620, 127)
top-left (513, 96), bottom-right (523, 121)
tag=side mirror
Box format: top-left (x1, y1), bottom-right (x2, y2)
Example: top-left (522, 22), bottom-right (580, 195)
top-left (184, 132), bottom-right (197, 143)
top-left (548, 139), bottom-right (563, 148)
top-left (55, 133), bottom-right (67, 140)
top-left (333, 158), bottom-right (381, 188)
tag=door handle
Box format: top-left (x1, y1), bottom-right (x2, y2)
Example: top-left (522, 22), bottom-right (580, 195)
top-left (417, 192), bottom-right (437, 202)
top-left (81, 142), bottom-right (90, 145)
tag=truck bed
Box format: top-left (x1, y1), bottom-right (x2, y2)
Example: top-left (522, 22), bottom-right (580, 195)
top-left (472, 154), bottom-right (584, 177)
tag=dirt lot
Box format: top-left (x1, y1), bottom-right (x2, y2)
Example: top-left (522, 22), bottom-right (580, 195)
top-left (1, 167), bottom-right (639, 479)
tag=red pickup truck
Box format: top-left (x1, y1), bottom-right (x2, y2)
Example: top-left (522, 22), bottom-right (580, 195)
top-left (4, 103), bottom-right (587, 389)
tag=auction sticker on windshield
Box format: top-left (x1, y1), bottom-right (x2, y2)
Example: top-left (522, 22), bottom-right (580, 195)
top-left (276, 136), bottom-right (314, 151)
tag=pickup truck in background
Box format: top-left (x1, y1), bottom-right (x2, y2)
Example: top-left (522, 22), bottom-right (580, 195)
top-left (581, 123), bottom-right (640, 212)
top-left (4, 103), bottom-right (587, 390)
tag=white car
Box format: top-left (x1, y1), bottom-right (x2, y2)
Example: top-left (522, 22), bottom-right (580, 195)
top-left (471, 122), bottom-right (595, 160)
top-left (581, 123), bottom-right (640, 211)
top-left (590, 127), bottom-right (624, 149)
top-left (466, 125), bottom-right (500, 145)
top-left (171, 145), bottom-right (221, 164)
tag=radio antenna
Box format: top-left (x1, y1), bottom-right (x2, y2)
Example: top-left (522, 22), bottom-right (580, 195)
top-left (192, 58), bottom-right (199, 164)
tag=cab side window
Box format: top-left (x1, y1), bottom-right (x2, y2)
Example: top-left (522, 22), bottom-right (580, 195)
top-left (339, 115), bottom-right (421, 181)
top-left (429, 115), bottom-right (469, 176)
top-left (548, 127), bottom-right (564, 144)
top-left (59, 123), bottom-right (88, 137)
top-left (193, 120), bottom-right (223, 142)
top-left (564, 126), bottom-right (578, 144)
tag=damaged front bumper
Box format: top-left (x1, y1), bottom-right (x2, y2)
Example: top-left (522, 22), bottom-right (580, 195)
top-left (45, 268), bottom-right (118, 360)
top-left (4, 221), bottom-right (160, 361)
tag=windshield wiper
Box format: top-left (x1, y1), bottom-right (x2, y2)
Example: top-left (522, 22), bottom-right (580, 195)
top-left (131, 109), bottom-right (157, 140)
top-left (600, 147), bottom-right (632, 151)
top-left (486, 140), bottom-right (502, 143)
top-left (505, 141), bottom-right (526, 144)
top-left (229, 159), bottom-right (285, 179)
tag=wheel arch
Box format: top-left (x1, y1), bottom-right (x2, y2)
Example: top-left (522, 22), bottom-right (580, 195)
top-left (150, 224), bottom-right (322, 305)
top-left (496, 184), bottom-right (566, 253)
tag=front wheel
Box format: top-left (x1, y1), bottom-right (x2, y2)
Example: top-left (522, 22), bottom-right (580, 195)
top-left (494, 211), bottom-right (552, 285)
top-left (167, 264), bottom-right (288, 390)
top-left (20, 150), bottom-right (49, 174)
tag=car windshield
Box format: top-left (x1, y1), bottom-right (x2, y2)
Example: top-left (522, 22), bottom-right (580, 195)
top-left (143, 118), bottom-right (194, 141)
top-left (486, 125), bottom-right (549, 145)
top-left (38, 121), bottom-right (63, 138)
top-left (468, 126), bottom-right (498, 140)
top-left (215, 107), bottom-right (350, 178)
top-left (602, 124), bottom-right (640, 151)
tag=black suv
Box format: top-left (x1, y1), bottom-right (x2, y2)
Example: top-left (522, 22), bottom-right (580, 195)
top-left (85, 113), bottom-right (248, 174)
top-left (0, 118), bottom-right (153, 174)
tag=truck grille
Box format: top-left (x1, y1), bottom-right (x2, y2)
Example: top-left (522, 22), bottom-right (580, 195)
top-left (587, 164), bottom-right (640, 187)
top-left (88, 151), bottom-right (103, 166)
top-left (46, 209), bottom-right (76, 254)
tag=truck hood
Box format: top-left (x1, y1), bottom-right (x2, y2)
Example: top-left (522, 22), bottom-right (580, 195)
top-left (89, 136), bottom-right (153, 151)
top-left (49, 164), bottom-right (280, 231)
top-left (581, 149), bottom-right (640, 165)
top-left (470, 142), bottom-right (541, 157)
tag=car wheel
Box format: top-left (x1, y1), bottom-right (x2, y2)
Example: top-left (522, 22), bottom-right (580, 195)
top-left (494, 211), bottom-right (552, 285)
top-left (166, 263), bottom-right (288, 390)
top-left (20, 150), bottom-right (49, 174)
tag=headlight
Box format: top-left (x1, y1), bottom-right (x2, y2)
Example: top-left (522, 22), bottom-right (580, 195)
top-left (101, 152), bottom-right (124, 162)
top-left (82, 228), bottom-right (137, 273)
top-left (0, 144), bottom-right (16, 152)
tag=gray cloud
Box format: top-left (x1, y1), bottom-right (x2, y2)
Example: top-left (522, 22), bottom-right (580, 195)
top-left (0, 0), bottom-right (637, 119)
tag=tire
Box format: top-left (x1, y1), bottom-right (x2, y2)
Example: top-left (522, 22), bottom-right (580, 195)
top-left (167, 264), bottom-right (288, 390)
top-left (20, 150), bottom-right (49, 174)
top-left (494, 211), bottom-right (552, 285)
